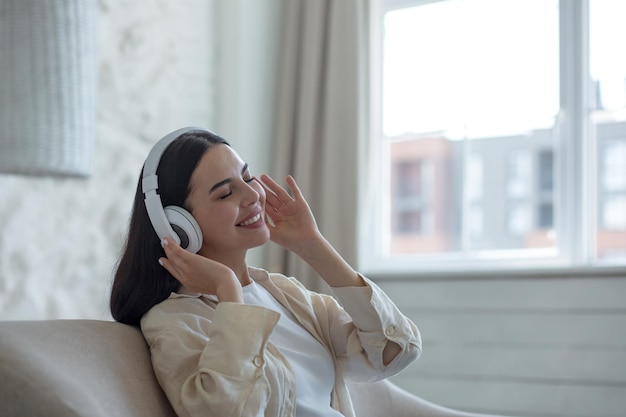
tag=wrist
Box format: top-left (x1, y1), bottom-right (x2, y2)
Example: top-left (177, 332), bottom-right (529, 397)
top-left (216, 277), bottom-right (244, 303)
top-left (294, 234), bottom-right (364, 287)
top-left (291, 230), bottom-right (327, 260)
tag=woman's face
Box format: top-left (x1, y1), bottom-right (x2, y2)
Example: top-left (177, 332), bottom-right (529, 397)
top-left (185, 144), bottom-right (270, 259)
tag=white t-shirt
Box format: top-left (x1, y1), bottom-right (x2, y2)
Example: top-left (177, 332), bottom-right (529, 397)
top-left (243, 281), bottom-right (344, 417)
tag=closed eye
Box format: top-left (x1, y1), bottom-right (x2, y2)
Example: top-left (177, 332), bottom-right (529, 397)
top-left (243, 165), bottom-right (254, 183)
top-left (211, 163), bottom-right (253, 199)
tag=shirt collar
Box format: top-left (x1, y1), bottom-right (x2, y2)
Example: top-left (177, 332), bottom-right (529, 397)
top-left (169, 266), bottom-right (271, 301)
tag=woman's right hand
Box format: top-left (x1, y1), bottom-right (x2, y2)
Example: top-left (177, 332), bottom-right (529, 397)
top-left (158, 238), bottom-right (243, 303)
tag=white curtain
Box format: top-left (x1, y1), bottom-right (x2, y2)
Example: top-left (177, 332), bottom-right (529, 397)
top-left (266, 0), bottom-right (371, 291)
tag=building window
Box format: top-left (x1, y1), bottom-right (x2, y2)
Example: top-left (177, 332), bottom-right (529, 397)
top-left (599, 139), bottom-right (626, 232)
top-left (602, 197), bottom-right (626, 230)
top-left (466, 153), bottom-right (484, 239)
top-left (601, 139), bottom-right (626, 192)
top-left (507, 203), bottom-right (531, 237)
top-left (507, 151), bottom-right (532, 200)
top-left (538, 202), bottom-right (554, 229)
top-left (538, 149), bottom-right (554, 194)
top-left (361, 0), bottom-right (626, 273)
top-left (506, 151), bottom-right (532, 238)
top-left (392, 159), bottom-right (431, 234)
top-left (536, 149), bottom-right (554, 229)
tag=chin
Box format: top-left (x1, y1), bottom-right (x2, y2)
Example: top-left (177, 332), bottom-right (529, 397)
top-left (248, 227), bottom-right (271, 248)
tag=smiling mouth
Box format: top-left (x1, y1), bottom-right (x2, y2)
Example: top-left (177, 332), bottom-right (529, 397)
top-left (237, 212), bottom-right (262, 227)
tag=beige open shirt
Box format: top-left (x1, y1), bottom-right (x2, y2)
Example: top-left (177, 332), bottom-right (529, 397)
top-left (141, 267), bottom-right (421, 417)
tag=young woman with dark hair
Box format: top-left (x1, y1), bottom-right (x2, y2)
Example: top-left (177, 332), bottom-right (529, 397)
top-left (110, 127), bottom-right (421, 417)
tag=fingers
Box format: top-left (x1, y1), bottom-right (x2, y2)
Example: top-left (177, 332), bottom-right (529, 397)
top-left (285, 175), bottom-right (304, 200)
top-left (258, 178), bottom-right (283, 212)
top-left (158, 237), bottom-right (187, 278)
top-left (259, 174), bottom-right (291, 201)
top-left (160, 237), bottom-right (182, 258)
top-left (259, 174), bottom-right (303, 204)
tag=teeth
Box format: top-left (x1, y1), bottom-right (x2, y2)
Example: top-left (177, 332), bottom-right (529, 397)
top-left (239, 213), bottom-right (261, 226)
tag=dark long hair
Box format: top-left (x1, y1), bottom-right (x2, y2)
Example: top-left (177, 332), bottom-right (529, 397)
top-left (110, 130), bottom-right (230, 326)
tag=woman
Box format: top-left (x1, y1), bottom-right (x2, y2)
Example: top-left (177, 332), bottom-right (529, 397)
top-left (110, 127), bottom-right (421, 417)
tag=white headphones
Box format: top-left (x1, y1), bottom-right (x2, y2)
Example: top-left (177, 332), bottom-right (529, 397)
top-left (142, 127), bottom-right (206, 253)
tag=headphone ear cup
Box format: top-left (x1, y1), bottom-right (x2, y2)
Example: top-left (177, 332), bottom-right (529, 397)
top-left (163, 206), bottom-right (203, 253)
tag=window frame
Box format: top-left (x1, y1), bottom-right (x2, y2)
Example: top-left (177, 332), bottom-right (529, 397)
top-left (359, 0), bottom-right (626, 278)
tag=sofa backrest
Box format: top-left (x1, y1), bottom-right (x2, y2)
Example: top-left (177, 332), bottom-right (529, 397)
top-left (0, 320), bottom-right (176, 417)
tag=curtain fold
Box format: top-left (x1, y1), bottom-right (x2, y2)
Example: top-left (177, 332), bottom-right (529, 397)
top-left (267, 0), bottom-right (370, 291)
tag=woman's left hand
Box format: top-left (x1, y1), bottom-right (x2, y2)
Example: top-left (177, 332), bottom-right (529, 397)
top-left (258, 174), bottom-right (321, 254)
top-left (259, 174), bottom-right (365, 289)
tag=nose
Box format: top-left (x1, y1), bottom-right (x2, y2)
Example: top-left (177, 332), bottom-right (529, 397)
top-left (241, 179), bottom-right (261, 207)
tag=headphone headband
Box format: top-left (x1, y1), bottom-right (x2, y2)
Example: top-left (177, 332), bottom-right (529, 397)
top-left (142, 126), bottom-right (206, 195)
top-left (142, 126), bottom-right (208, 252)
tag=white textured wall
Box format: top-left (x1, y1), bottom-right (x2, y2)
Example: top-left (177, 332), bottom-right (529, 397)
top-left (0, 0), bottom-right (216, 320)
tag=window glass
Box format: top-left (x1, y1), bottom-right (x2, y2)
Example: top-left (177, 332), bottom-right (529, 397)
top-left (382, 0), bottom-right (559, 260)
top-left (590, 0), bottom-right (626, 262)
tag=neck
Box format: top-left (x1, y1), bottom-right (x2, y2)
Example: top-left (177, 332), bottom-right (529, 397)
top-left (231, 263), bottom-right (252, 286)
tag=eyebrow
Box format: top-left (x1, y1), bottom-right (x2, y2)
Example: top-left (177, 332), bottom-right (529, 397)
top-left (209, 163), bottom-right (249, 194)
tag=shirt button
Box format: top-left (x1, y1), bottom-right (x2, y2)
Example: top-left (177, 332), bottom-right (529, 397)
top-left (385, 325), bottom-right (396, 336)
top-left (253, 356), bottom-right (264, 367)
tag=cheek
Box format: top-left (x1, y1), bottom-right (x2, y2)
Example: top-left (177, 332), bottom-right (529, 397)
top-left (195, 205), bottom-right (235, 234)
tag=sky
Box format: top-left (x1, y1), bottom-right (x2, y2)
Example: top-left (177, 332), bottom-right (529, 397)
top-left (382, 0), bottom-right (626, 138)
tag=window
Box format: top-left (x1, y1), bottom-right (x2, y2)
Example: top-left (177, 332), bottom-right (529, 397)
top-left (361, 0), bottom-right (626, 273)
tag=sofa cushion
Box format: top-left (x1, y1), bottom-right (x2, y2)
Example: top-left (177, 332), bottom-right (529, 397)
top-left (0, 320), bottom-right (176, 417)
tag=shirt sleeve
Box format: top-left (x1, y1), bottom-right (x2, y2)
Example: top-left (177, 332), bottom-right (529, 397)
top-left (141, 300), bottom-right (282, 417)
top-left (328, 275), bottom-right (422, 381)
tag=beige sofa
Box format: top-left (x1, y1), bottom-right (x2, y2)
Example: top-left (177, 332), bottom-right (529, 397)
top-left (0, 320), bottom-right (503, 417)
